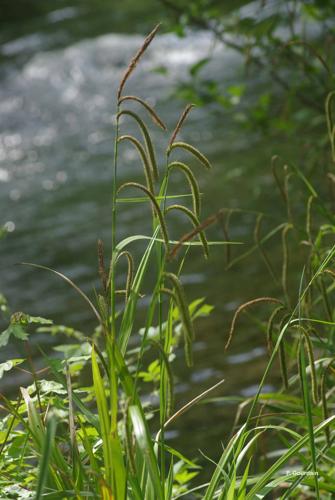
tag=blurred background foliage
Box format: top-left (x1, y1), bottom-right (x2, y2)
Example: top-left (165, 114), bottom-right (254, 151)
top-left (161, 0), bottom-right (335, 143)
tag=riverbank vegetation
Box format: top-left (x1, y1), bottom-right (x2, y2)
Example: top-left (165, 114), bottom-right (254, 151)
top-left (1, 4), bottom-right (335, 499)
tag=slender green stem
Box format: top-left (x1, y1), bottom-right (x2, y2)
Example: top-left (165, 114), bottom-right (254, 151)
top-left (111, 108), bottom-right (120, 340)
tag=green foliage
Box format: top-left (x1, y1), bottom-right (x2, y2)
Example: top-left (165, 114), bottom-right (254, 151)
top-left (0, 27), bottom-right (225, 499)
top-left (0, 313), bottom-right (52, 347)
top-left (162, 0), bottom-right (335, 142)
top-left (1, 21), bottom-right (335, 500)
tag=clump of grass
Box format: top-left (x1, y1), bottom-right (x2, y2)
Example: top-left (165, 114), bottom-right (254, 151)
top-left (0, 25), bottom-right (335, 500)
top-left (0, 25), bottom-right (228, 499)
top-left (218, 91), bottom-right (335, 497)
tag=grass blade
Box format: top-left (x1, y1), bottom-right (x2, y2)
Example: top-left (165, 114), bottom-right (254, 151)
top-left (35, 415), bottom-right (58, 500)
top-left (129, 405), bottom-right (164, 500)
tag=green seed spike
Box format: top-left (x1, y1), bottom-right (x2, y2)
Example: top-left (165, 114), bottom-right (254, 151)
top-left (163, 272), bottom-right (195, 367)
top-left (278, 312), bottom-right (291, 390)
top-left (117, 182), bottom-right (169, 251)
top-left (219, 209), bottom-right (232, 269)
top-left (266, 305), bottom-right (285, 354)
top-left (279, 341), bottom-right (289, 390)
top-left (116, 250), bottom-right (134, 303)
top-left (165, 204), bottom-right (209, 259)
top-left (281, 223), bottom-right (293, 307)
top-left (118, 135), bottom-right (154, 194)
top-left (117, 109), bottom-right (159, 181)
top-left (168, 141), bottom-right (212, 170)
top-left (160, 287), bottom-right (193, 368)
top-left (119, 96), bottom-right (166, 130)
top-left (163, 274), bottom-right (194, 340)
top-left (168, 161), bottom-right (201, 216)
top-left (149, 339), bottom-right (175, 417)
top-left (295, 325), bottom-right (319, 405)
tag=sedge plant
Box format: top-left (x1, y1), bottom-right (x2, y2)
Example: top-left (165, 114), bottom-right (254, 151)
top-left (1, 24), bottom-right (335, 500)
top-left (0, 24), bottom-right (230, 499)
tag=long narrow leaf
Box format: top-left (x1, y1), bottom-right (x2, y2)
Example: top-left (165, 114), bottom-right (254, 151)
top-left (129, 405), bottom-right (164, 500)
top-left (35, 416), bottom-right (58, 500)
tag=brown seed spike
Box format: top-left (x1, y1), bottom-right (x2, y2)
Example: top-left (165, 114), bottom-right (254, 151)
top-left (97, 239), bottom-right (108, 294)
top-left (119, 96), bottom-right (167, 130)
top-left (117, 24), bottom-right (161, 101)
top-left (168, 104), bottom-right (195, 148)
top-left (168, 209), bottom-right (222, 260)
top-left (165, 204), bottom-right (209, 259)
top-left (225, 297), bottom-right (283, 351)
